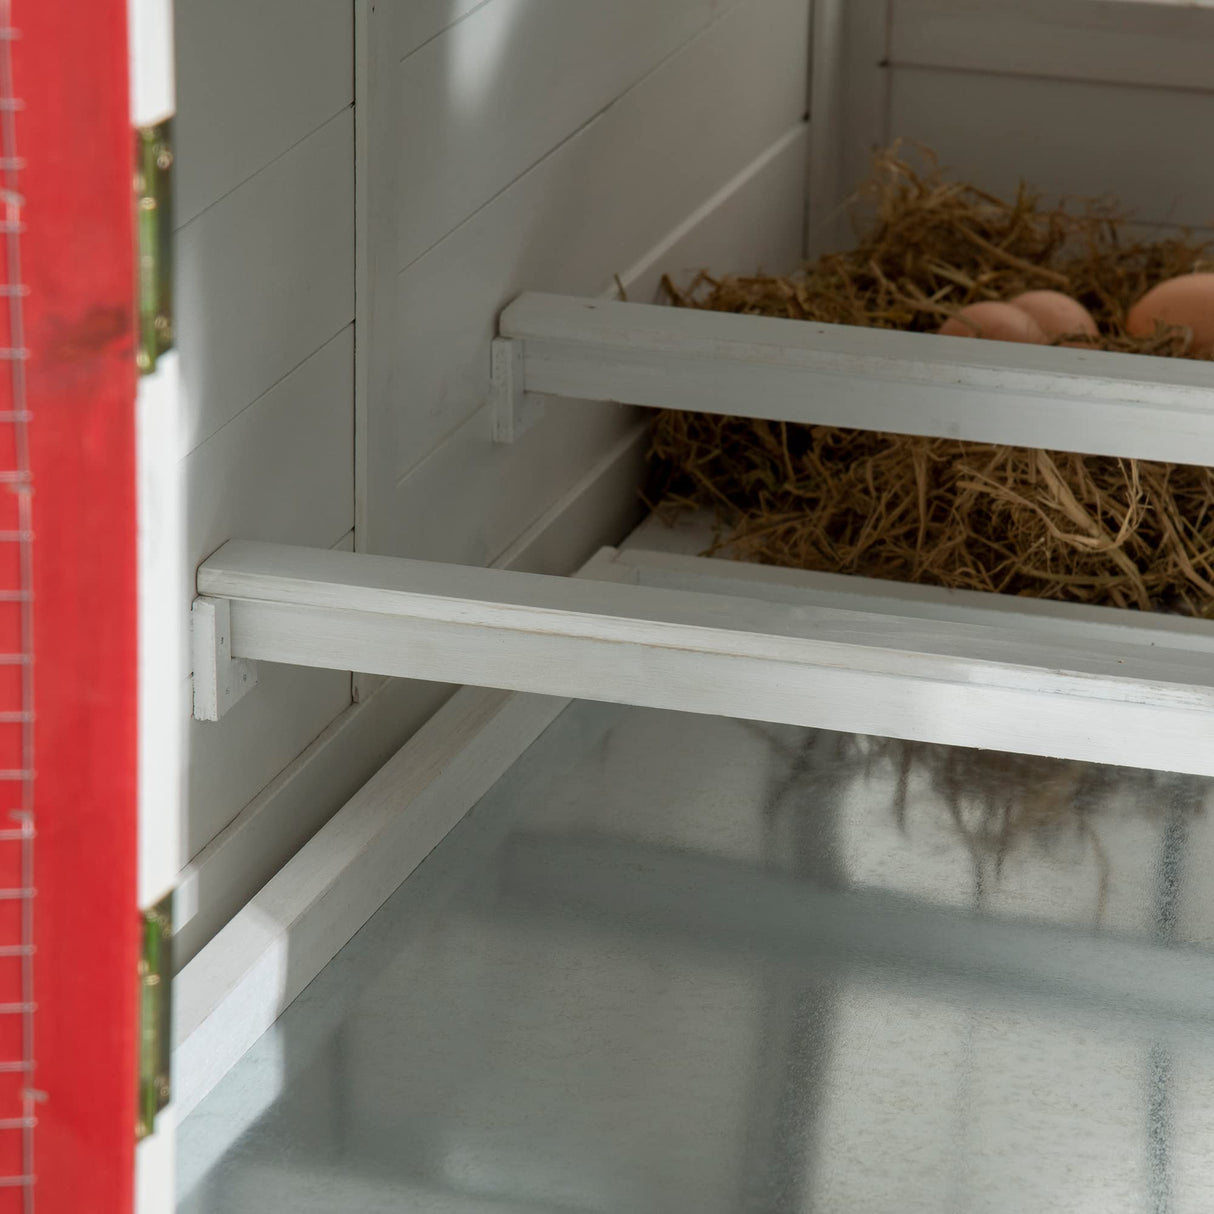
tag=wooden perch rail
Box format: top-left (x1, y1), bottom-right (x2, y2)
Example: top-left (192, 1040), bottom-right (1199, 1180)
top-left (494, 292), bottom-right (1214, 464)
top-left (193, 540), bottom-right (1214, 777)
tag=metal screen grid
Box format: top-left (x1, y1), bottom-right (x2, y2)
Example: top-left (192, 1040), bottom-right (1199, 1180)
top-left (0, 3), bottom-right (34, 1207)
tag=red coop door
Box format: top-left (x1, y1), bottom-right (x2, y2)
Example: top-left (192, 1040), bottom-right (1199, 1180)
top-left (9, 1), bottom-right (142, 1212)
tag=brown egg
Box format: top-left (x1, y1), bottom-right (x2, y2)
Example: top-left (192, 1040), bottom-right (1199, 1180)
top-left (1127, 273), bottom-right (1214, 355)
top-left (938, 302), bottom-right (1046, 345)
top-left (1008, 291), bottom-right (1099, 345)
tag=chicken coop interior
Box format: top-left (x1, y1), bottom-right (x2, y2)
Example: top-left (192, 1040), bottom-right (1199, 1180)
top-left (172, 1), bottom-right (1214, 1210)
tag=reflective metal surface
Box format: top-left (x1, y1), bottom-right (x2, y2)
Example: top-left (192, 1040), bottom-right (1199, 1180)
top-left (178, 704), bottom-right (1214, 1213)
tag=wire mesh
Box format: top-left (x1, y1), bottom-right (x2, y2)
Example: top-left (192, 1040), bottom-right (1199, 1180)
top-left (0, 3), bottom-right (34, 1208)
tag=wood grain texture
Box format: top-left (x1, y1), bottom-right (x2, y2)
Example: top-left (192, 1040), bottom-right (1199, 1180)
top-left (176, 110), bottom-right (354, 454)
top-left (197, 539), bottom-right (1214, 777)
top-left (501, 293), bottom-right (1214, 465)
top-left (376, 395), bottom-right (638, 565)
top-left (182, 660), bottom-right (351, 862)
top-left (180, 331), bottom-right (353, 863)
top-left (392, 0), bottom-right (734, 270)
top-left (183, 328), bottom-right (353, 673)
top-left (381, 0), bottom-right (809, 494)
top-left (395, 0), bottom-right (491, 62)
top-left (611, 545), bottom-right (1214, 660)
top-left (888, 67), bottom-right (1214, 231)
top-left (890, 0), bottom-right (1214, 92)
top-left (173, 0), bottom-right (352, 225)
top-left (367, 123), bottom-right (808, 562)
top-left (619, 123), bottom-right (809, 303)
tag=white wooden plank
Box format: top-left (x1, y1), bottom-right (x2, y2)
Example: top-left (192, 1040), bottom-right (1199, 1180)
top-left (489, 424), bottom-right (650, 576)
top-left (183, 664), bottom-right (351, 862)
top-left (197, 539), bottom-right (1214, 777)
top-left (367, 129), bottom-right (808, 563)
top-left (393, 0), bottom-right (735, 270)
top-left (806, 0), bottom-right (846, 258)
top-left (500, 293), bottom-right (1214, 465)
top-left (888, 67), bottom-right (1214, 232)
top-left (176, 430), bottom-right (646, 966)
top-left (617, 123), bottom-right (809, 304)
top-left (373, 395), bottom-right (637, 565)
top-left (200, 541), bottom-right (1214, 696)
top-left (355, 0), bottom-right (395, 558)
top-left (395, 0), bottom-right (491, 61)
top-left (182, 330), bottom-right (353, 860)
top-left (174, 0), bottom-right (352, 226)
top-left (183, 327), bottom-right (353, 672)
top-left (620, 505), bottom-right (722, 558)
top-left (890, 0), bottom-right (1214, 93)
top-left (137, 351), bottom-right (186, 911)
top-left (609, 546), bottom-right (1214, 659)
top-left (130, 0), bottom-right (174, 127)
top-left (173, 685), bottom-right (569, 1122)
top-left (835, 0), bottom-right (891, 250)
top-left (174, 675), bottom-right (451, 968)
top-left (176, 110), bottom-right (354, 454)
top-left (808, 0), bottom-right (892, 256)
top-left (136, 1110), bottom-right (175, 1214)
top-left (382, 0), bottom-right (809, 493)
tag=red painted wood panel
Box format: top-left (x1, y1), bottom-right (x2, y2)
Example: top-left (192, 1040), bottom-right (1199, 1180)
top-left (11, 1), bottom-right (140, 1211)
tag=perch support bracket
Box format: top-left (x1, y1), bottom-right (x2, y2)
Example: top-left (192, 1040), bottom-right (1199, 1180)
top-left (491, 336), bottom-right (546, 443)
top-left (192, 595), bottom-right (259, 721)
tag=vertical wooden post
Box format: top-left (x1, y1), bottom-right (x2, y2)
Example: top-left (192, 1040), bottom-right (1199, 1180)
top-left (13, 1), bottom-right (141, 1210)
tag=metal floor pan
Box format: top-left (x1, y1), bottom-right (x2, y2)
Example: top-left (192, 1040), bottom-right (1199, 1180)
top-left (178, 699), bottom-right (1214, 1213)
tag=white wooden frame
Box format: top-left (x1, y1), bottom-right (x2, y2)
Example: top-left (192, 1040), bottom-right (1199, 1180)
top-left (496, 293), bottom-right (1214, 464)
top-left (192, 537), bottom-right (1214, 778)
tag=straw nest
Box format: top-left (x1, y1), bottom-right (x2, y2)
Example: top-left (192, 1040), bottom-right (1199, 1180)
top-left (650, 146), bottom-right (1214, 615)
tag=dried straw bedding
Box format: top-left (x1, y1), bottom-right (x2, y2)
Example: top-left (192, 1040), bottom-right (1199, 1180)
top-left (649, 149), bottom-right (1214, 616)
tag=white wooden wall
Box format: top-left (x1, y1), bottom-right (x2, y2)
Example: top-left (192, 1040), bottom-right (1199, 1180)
top-left (811, 0), bottom-right (1214, 254)
top-left (173, 0), bottom-right (812, 965)
top-left (358, 0), bottom-right (812, 564)
top-left (172, 0), bottom-right (355, 963)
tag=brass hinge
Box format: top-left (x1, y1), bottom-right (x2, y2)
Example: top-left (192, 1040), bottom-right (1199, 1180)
top-left (136, 894), bottom-right (173, 1141)
top-left (133, 118), bottom-right (174, 375)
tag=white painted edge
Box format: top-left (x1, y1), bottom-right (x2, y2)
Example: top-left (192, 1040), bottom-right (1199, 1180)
top-left (134, 222), bottom-right (179, 1214)
top-left (137, 351), bottom-right (185, 910)
top-left (199, 539), bottom-right (1214, 696)
top-left (173, 675), bottom-right (449, 966)
top-left (500, 292), bottom-right (1214, 465)
top-left (194, 535), bottom-right (1214, 775)
top-left (135, 1106), bottom-right (175, 1214)
top-left (807, 0), bottom-right (846, 256)
top-left (127, 0), bottom-right (175, 128)
top-left (609, 545), bottom-right (1214, 655)
top-left (491, 335), bottom-right (545, 443)
top-left (612, 121), bottom-right (810, 297)
top-left (190, 597), bottom-right (259, 722)
top-left (172, 682), bottom-right (569, 1123)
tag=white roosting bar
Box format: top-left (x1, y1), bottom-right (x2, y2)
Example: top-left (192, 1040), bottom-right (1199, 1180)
top-left (193, 537), bottom-right (1214, 777)
top-left (494, 292), bottom-right (1214, 462)
top-left (193, 293), bottom-right (1214, 777)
